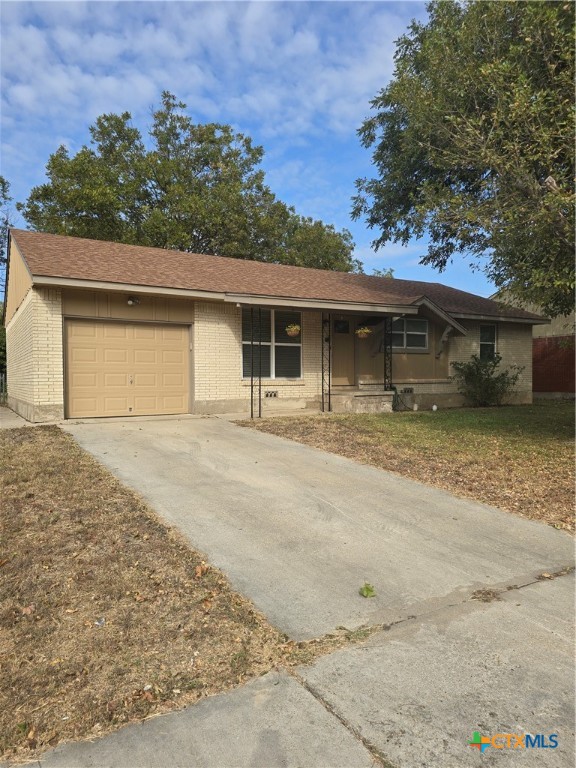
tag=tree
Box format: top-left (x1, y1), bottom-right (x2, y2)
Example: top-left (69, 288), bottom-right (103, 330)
top-left (19, 92), bottom-right (359, 272)
top-left (353, 1), bottom-right (575, 316)
top-left (0, 176), bottom-right (13, 297)
top-left (371, 267), bottom-right (394, 278)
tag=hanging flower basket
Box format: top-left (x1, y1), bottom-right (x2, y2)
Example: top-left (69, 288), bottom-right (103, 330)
top-left (356, 326), bottom-right (372, 339)
top-left (285, 324), bottom-right (301, 337)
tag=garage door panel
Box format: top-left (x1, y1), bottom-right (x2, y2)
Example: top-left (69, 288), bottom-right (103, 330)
top-left (71, 372), bottom-right (98, 388)
top-left (70, 324), bottom-right (98, 339)
top-left (66, 320), bottom-right (189, 418)
top-left (162, 350), bottom-right (186, 364)
top-left (103, 397), bottom-right (132, 412)
top-left (103, 325), bottom-right (130, 339)
top-left (162, 372), bottom-right (185, 387)
top-left (133, 373), bottom-right (158, 388)
top-left (70, 348), bottom-right (98, 363)
top-left (161, 395), bottom-right (188, 410)
top-left (161, 326), bottom-right (187, 341)
top-left (69, 397), bottom-right (98, 416)
top-left (104, 372), bottom-right (130, 387)
top-left (133, 326), bottom-right (156, 340)
top-left (134, 349), bottom-right (158, 364)
top-left (104, 349), bottom-right (130, 364)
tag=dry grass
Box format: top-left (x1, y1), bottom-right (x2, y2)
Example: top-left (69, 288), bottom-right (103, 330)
top-left (1, 404), bottom-right (573, 760)
top-left (243, 402), bottom-right (575, 533)
top-left (0, 425), bottom-right (385, 763)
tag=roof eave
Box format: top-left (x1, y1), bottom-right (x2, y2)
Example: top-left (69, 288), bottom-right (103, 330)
top-left (412, 296), bottom-right (467, 335)
top-left (31, 276), bottom-right (422, 315)
top-left (451, 312), bottom-right (550, 325)
top-left (224, 293), bottom-right (419, 314)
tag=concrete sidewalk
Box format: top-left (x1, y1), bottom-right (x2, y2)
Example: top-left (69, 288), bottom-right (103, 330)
top-left (0, 406), bottom-right (30, 429)
top-left (27, 573), bottom-right (575, 768)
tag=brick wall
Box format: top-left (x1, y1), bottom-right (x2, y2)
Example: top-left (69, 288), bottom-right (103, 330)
top-left (6, 287), bottom-right (64, 421)
top-left (193, 302), bottom-right (322, 413)
top-left (393, 320), bottom-right (533, 407)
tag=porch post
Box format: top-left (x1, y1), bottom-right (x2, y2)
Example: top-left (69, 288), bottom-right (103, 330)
top-left (321, 312), bottom-right (332, 412)
top-left (250, 307), bottom-right (254, 419)
top-left (383, 316), bottom-right (393, 390)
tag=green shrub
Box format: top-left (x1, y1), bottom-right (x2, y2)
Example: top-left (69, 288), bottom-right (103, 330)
top-left (450, 354), bottom-right (524, 407)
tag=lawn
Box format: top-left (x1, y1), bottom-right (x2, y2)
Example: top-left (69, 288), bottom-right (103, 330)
top-left (243, 402), bottom-right (575, 532)
top-left (0, 426), bottom-right (360, 763)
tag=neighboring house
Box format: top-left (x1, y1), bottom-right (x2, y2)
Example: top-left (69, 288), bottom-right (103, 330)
top-left (491, 292), bottom-right (575, 399)
top-left (3, 229), bottom-right (546, 422)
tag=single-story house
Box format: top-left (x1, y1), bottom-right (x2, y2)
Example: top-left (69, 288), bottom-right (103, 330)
top-left (3, 229), bottom-right (546, 422)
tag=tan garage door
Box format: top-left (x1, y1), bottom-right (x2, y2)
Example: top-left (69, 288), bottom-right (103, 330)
top-left (66, 320), bottom-right (190, 418)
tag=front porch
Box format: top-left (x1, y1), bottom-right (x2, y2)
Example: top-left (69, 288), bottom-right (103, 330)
top-left (330, 387), bottom-right (396, 413)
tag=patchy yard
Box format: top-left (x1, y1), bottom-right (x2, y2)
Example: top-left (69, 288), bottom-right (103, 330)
top-left (0, 426), bottom-right (360, 763)
top-left (243, 402), bottom-right (575, 532)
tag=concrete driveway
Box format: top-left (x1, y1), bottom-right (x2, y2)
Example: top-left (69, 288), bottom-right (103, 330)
top-left (63, 416), bottom-right (573, 641)
top-left (35, 415), bottom-right (575, 767)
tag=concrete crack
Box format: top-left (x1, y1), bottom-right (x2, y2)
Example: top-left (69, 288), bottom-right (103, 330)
top-left (288, 667), bottom-right (399, 768)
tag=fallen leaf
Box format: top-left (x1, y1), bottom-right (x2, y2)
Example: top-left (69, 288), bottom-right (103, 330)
top-left (194, 563), bottom-right (209, 579)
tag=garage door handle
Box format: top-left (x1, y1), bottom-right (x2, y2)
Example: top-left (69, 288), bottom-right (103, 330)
top-left (129, 375), bottom-right (134, 385)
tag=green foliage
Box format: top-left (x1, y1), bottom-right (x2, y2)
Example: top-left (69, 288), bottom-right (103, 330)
top-left (359, 582), bottom-right (376, 598)
top-left (371, 267), bottom-right (394, 278)
top-left (18, 92), bottom-right (358, 272)
top-left (450, 354), bottom-right (523, 407)
top-left (353, 1), bottom-right (575, 316)
top-left (0, 312), bottom-right (5, 372)
top-left (0, 176), bottom-right (12, 274)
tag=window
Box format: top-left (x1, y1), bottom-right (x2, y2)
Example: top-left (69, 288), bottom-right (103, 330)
top-left (391, 317), bottom-right (428, 349)
top-left (480, 325), bottom-right (496, 360)
top-left (242, 309), bottom-right (302, 378)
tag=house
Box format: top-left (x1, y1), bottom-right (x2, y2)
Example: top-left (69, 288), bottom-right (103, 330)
top-left (3, 229), bottom-right (546, 422)
top-left (491, 291), bottom-right (574, 399)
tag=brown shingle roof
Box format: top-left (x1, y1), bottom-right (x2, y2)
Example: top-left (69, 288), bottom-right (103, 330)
top-left (11, 229), bottom-right (544, 322)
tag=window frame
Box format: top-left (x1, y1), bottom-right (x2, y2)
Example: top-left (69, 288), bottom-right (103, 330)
top-left (479, 324), bottom-right (497, 360)
top-left (391, 316), bottom-right (429, 351)
top-left (242, 308), bottom-right (303, 379)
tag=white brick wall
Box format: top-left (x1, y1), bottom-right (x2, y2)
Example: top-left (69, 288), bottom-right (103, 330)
top-left (6, 287), bottom-right (64, 421)
top-left (193, 302), bottom-right (322, 407)
top-left (6, 290), bottom-right (35, 404)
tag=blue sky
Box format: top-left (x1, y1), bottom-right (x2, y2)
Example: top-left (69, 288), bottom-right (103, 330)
top-left (1, 0), bottom-right (493, 296)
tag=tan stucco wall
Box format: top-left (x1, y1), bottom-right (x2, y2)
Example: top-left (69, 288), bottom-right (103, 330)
top-left (6, 287), bottom-right (64, 421)
top-left (5, 241), bottom-right (33, 324)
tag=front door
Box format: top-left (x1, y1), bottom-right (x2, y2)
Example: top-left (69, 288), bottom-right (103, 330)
top-left (331, 317), bottom-right (355, 385)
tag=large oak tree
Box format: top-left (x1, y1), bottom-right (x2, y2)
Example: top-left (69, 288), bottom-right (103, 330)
top-left (19, 93), bottom-right (360, 273)
top-left (353, 1), bottom-right (574, 316)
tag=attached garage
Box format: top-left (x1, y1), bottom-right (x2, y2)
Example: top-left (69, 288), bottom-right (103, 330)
top-left (65, 320), bottom-right (190, 418)
top-left (4, 229), bottom-right (544, 423)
